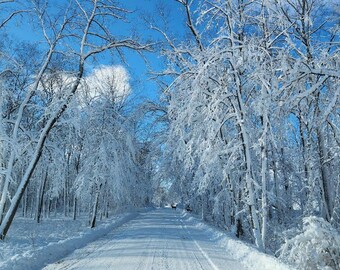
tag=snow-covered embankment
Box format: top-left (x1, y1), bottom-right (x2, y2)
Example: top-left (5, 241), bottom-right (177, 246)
top-left (183, 211), bottom-right (296, 270)
top-left (0, 212), bottom-right (141, 270)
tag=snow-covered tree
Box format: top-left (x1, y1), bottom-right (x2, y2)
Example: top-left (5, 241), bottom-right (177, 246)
top-left (0, 0), bottom-right (149, 240)
top-left (151, 0), bottom-right (340, 256)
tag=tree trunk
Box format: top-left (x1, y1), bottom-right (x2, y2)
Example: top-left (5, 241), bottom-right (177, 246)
top-left (35, 170), bottom-right (48, 223)
top-left (232, 95), bottom-right (264, 250)
top-left (90, 192), bottom-right (99, 228)
top-left (73, 196), bottom-right (77, 221)
top-left (260, 113), bottom-right (269, 250)
top-left (317, 128), bottom-right (333, 221)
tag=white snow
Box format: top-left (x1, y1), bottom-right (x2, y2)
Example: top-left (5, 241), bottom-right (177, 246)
top-left (183, 212), bottom-right (296, 270)
top-left (0, 208), bottom-right (295, 270)
top-left (0, 211), bottom-right (143, 270)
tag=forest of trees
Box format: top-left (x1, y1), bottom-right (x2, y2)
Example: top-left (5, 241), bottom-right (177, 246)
top-left (149, 0), bottom-right (340, 267)
top-left (0, 0), bottom-right (339, 269)
top-left (0, 0), bottom-right (151, 240)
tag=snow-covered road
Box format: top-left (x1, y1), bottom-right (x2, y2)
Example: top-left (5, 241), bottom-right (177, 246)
top-left (43, 208), bottom-right (247, 270)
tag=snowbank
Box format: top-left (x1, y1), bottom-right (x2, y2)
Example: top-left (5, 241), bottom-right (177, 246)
top-left (182, 212), bottom-right (296, 270)
top-left (0, 210), bottom-right (147, 270)
top-left (1, 208), bottom-right (295, 270)
top-left (279, 216), bottom-right (340, 270)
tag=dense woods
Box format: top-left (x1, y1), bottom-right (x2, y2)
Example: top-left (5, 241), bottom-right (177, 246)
top-left (0, 0), bottom-right (150, 240)
top-left (0, 0), bottom-right (339, 269)
top-left (150, 0), bottom-right (340, 267)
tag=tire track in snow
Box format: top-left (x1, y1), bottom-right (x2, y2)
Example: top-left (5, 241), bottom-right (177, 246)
top-left (44, 209), bottom-right (249, 270)
top-left (134, 236), bottom-right (153, 270)
top-left (180, 215), bottom-right (220, 270)
top-left (160, 236), bottom-right (170, 270)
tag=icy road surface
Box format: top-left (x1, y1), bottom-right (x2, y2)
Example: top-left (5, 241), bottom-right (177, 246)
top-left (44, 209), bottom-right (247, 270)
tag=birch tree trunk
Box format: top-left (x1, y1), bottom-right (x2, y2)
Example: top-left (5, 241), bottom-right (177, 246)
top-left (260, 114), bottom-right (269, 250)
top-left (232, 95), bottom-right (264, 250)
top-left (317, 126), bottom-right (333, 221)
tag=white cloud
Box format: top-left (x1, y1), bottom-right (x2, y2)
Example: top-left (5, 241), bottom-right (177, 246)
top-left (35, 65), bottom-right (131, 108)
top-left (83, 65), bottom-right (131, 103)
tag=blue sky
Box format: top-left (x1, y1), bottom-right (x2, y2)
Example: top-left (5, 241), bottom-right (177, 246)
top-left (2, 0), bottom-right (188, 103)
top-left (117, 0), bottom-right (187, 102)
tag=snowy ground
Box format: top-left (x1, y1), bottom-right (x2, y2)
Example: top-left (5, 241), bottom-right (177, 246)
top-left (0, 208), bottom-right (295, 270)
top-left (183, 212), bottom-right (296, 270)
top-left (0, 211), bottom-right (140, 270)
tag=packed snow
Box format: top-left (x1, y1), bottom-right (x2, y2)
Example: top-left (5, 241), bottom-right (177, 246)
top-left (0, 208), bottom-right (295, 270)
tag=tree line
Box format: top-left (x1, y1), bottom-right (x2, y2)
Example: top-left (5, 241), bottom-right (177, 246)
top-left (0, 0), bottom-right (339, 268)
top-left (0, 0), bottom-right (150, 240)
top-left (149, 0), bottom-right (340, 265)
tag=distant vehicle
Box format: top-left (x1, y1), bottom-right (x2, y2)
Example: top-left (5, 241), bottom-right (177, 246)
top-left (171, 203), bottom-right (177, 210)
top-left (185, 205), bottom-right (192, 212)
